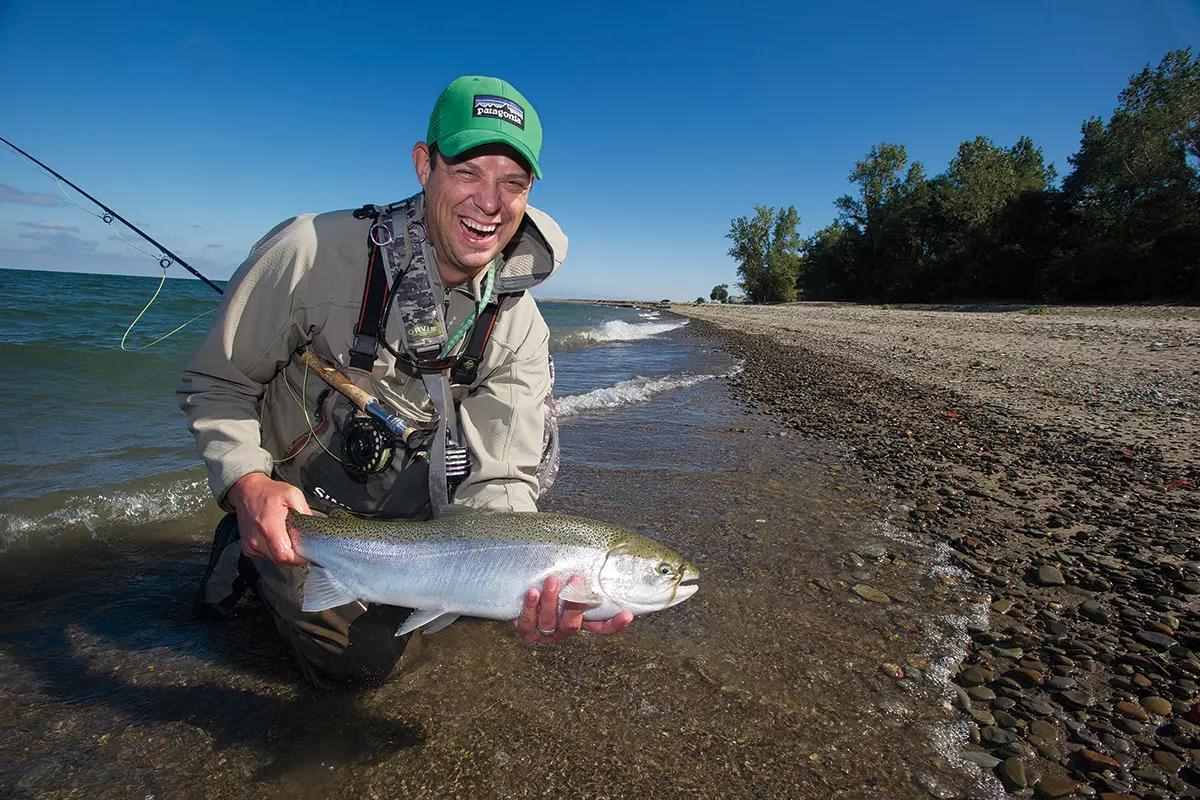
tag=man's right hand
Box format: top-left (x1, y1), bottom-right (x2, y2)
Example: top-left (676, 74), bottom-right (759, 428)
top-left (227, 472), bottom-right (312, 566)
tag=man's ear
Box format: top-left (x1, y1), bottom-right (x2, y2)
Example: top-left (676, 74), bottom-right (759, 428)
top-left (412, 142), bottom-right (432, 188)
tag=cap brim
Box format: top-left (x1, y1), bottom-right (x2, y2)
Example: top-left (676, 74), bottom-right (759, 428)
top-left (436, 129), bottom-right (542, 179)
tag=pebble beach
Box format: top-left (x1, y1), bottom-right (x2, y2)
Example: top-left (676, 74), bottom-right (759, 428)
top-left (678, 301), bottom-right (1200, 800)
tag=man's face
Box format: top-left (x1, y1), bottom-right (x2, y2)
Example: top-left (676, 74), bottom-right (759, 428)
top-left (413, 142), bottom-right (532, 286)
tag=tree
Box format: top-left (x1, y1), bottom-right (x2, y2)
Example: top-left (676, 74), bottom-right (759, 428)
top-left (726, 206), bottom-right (802, 302)
top-left (694, 296), bottom-right (707, 304)
top-left (710, 283), bottom-right (729, 303)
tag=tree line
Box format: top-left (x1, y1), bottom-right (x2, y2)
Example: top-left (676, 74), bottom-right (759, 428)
top-left (725, 49), bottom-right (1199, 304)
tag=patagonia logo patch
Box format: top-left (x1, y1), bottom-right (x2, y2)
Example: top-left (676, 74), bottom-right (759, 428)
top-left (473, 95), bottom-right (525, 129)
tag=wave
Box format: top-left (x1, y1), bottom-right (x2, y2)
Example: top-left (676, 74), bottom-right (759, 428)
top-left (0, 473), bottom-right (213, 552)
top-left (551, 319), bottom-right (688, 351)
top-left (557, 369), bottom-right (723, 417)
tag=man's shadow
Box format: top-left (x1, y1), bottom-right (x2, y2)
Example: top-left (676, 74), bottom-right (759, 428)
top-left (0, 536), bottom-right (424, 788)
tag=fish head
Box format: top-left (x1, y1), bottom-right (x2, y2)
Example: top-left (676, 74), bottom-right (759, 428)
top-left (598, 537), bottom-right (700, 615)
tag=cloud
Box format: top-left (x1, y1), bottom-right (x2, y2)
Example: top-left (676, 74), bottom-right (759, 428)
top-left (0, 183), bottom-right (66, 207)
top-left (19, 221), bottom-right (80, 233)
top-left (204, 243), bottom-right (223, 249)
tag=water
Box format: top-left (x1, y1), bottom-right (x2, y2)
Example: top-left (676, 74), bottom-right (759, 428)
top-left (0, 267), bottom-right (737, 546)
top-left (0, 267), bottom-right (984, 798)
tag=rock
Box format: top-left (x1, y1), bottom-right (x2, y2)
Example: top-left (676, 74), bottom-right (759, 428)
top-left (1046, 676), bottom-right (1076, 690)
top-left (1037, 565), bottom-right (1066, 586)
top-left (1136, 630), bottom-right (1177, 650)
top-left (981, 726), bottom-right (1017, 746)
top-left (991, 598), bottom-right (1014, 614)
top-left (1077, 749), bottom-right (1122, 771)
top-left (996, 756), bottom-right (1028, 791)
top-left (1034, 774), bottom-right (1078, 798)
top-left (1060, 690), bottom-right (1095, 709)
top-left (1009, 667), bottom-right (1044, 687)
top-left (961, 749), bottom-right (1001, 769)
top-left (958, 665), bottom-right (993, 687)
top-left (1117, 700), bottom-right (1149, 721)
top-left (967, 686), bottom-right (996, 701)
top-left (1152, 750), bottom-right (1183, 771)
top-left (1080, 599), bottom-right (1110, 623)
top-left (1029, 720), bottom-right (1059, 742)
top-left (879, 662), bottom-right (904, 679)
top-left (1141, 695), bottom-right (1173, 716)
top-left (1131, 766), bottom-right (1168, 786)
top-left (970, 709), bottom-right (996, 726)
top-left (852, 583), bottom-right (891, 603)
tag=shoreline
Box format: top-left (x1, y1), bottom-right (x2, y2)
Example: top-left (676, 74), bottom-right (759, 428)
top-left (677, 302), bottom-right (1200, 798)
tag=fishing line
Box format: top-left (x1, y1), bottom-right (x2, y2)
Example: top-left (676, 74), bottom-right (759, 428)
top-left (1, 135), bottom-right (226, 349)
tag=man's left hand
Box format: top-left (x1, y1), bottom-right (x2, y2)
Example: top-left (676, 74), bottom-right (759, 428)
top-left (514, 575), bottom-right (633, 644)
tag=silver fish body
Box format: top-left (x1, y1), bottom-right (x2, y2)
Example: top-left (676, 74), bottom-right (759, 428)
top-left (290, 510), bottom-right (699, 636)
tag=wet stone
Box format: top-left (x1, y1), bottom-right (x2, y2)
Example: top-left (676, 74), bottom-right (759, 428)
top-left (1078, 749), bottom-right (1122, 771)
top-left (1136, 630), bottom-right (1178, 650)
top-left (961, 749), bottom-right (1001, 770)
top-left (1060, 690), bottom-right (1094, 709)
top-left (1022, 698), bottom-right (1056, 716)
top-left (982, 726), bottom-right (1018, 746)
top-left (1010, 668), bottom-right (1044, 687)
top-left (1037, 565), bottom-right (1067, 587)
top-left (1034, 774), bottom-right (1078, 798)
top-left (993, 697), bottom-right (1016, 711)
top-left (1029, 720), bottom-right (1059, 742)
top-left (958, 666), bottom-right (994, 687)
top-left (1117, 701), bottom-right (1149, 721)
top-left (1046, 676), bottom-right (1076, 690)
top-left (995, 647), bottom-right (1024, 660)
top-left (970, 709), bottom-right (996, 726)
top-left (993, 710), bottom-right (1018, 729)
top-left (1142, 696), bottom-right (1173, 716)
top-left (1131, 766), bottom-right (1168, 786)
top-left (1152, 750), bottom-right (1183, 771)
top-left (967, 686), bottom-right (996, 702)
top-left (996, 756), bottom-right (1028, 791)
top-left (1080, 599), bottom-right (1110, 623)
top-left (852, 583), bottom-right (891, 603)
top-left (992, 598), bottom-right (1014, 614)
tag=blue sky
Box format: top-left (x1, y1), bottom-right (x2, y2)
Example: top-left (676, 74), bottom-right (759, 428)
top-left (1, 1), bottom-right (1196, 301)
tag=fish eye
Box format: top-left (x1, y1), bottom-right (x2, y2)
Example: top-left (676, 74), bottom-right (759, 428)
top-left (656, 562), bottom-right (674, 576)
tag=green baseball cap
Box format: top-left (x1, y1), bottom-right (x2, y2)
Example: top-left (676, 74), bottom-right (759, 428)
top-left (427, 75), bottom-right (543, 178)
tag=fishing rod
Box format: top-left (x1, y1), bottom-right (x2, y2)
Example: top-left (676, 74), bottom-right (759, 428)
top-left (0, 134), bottom-right (224, 296)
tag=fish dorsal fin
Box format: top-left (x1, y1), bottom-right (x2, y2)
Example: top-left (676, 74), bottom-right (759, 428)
top-left (301, 566), bottom-right (357, 612)
top-left (559, 582), bottom-right (604, 607)
top-left (396, 609), bottom-right (459, 637)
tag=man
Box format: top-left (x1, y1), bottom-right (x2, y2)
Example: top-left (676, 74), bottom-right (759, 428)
top-left (180, 76), bottom-right (631, 687)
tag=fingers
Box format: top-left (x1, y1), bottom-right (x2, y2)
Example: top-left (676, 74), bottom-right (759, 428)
top-left (513, 576), bottom-right (632, 645)
top-left (537, 575), bottom-right (561, 637)
top-left (285, 484), bottom-right (313, 516)
top-left (514, 587), bottom-right (542, 644)
top-left (582, 610), bottom-right (634, 636)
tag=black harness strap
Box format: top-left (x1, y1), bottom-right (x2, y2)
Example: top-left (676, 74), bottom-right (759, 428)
top-left (450, 292), bottom-right (523, 386)
top-left (349, 241), bottom-right (390, 370)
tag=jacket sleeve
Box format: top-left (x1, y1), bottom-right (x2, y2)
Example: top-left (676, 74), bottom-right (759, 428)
top-left (177, 216), bottom-right (316, 508)
top-left (453, 306), bottom-right (551, 513)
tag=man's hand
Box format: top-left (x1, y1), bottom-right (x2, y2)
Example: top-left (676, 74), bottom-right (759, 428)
top-left (514, 575), bottom-right (634, 644)
top-left (227, 472), bottom-right (311, 566)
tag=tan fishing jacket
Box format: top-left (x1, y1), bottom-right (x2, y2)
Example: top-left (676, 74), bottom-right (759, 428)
top-left (178, 202), bottom-right (566, 514)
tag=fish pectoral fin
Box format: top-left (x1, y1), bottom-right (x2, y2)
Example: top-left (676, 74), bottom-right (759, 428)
top-left (558, 583), bottom-right (604, 607)
top-left (301, 566), bottom-right (357, 613)
top-left (397, 609), bottom-right (459, 637)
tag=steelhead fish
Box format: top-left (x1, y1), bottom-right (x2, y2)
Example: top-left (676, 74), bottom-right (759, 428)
top-left (290, 509), bottom-right (700, 636)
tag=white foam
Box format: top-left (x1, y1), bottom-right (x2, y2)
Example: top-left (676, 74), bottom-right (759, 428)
top-left (0, 476), bottom-right (211, 551)
top-left (555, 319), bottom-right (687, 350)
top-left (557, 371), bottom-right (715, 417)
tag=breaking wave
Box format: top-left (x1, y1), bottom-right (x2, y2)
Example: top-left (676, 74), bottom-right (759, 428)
top-left (551, 319), bottom-right (688, 351)
top-left (557, 365), bottom-right (738, 418)
top-left (0, 473), bottom-right (214, 551)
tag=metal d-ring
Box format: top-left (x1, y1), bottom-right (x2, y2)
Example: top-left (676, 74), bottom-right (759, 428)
top-left (369, 221), bottom-right (394, 247)
top-left (159, 257), bottom-right (172, 269)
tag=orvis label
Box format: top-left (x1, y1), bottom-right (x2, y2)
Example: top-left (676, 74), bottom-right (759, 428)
top-left (473, 95), bottom-right (525, 129)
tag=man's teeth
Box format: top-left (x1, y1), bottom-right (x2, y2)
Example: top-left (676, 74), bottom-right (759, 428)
top-left (462, 219), bottom-right (497, 236)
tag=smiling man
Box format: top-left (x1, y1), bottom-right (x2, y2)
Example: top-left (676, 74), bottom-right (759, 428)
top-left (181, 76), bottom-right (631, 688)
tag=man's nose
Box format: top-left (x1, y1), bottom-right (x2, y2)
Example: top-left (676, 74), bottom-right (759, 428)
top-left (473, 180), bottom-right (502, 215)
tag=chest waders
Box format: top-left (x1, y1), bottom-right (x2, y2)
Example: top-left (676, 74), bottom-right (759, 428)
top-left (277, 193), bottom-right (559, 519)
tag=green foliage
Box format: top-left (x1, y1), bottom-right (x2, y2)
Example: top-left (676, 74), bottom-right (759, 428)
top-left (694, 296), bottom-right (707, 304)
top-left (710, 283), bottom-right (729, 303)
top-left (727, 206), bottom-right (802, 303)
top-left (788, 48), bottom-right (1199, 303)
